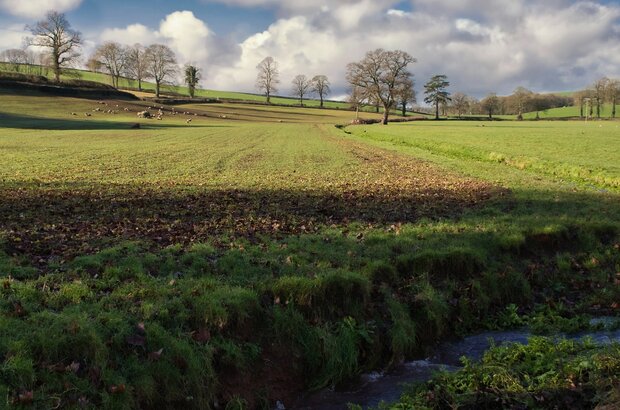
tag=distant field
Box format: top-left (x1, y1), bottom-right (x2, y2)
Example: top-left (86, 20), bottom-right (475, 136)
top-left (0, 88), bottom-right (618, 409)
top-left (498, 104), bottom-right (620, 119)
top-left (348, 121), bottom-right (620, 191)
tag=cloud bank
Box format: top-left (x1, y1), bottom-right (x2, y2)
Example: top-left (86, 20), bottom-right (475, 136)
top-left (0, 0), bottom-right (82, 18)
top-left (5, 0), bottom-right (620, 97)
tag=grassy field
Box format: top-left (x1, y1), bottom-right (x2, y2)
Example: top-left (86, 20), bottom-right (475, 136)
top-left (0, 87), bottom-right (619, 409)
top-left (347, 121), bottom-right (620, 192)
top-left (498, 104), bottom-right (620, 119)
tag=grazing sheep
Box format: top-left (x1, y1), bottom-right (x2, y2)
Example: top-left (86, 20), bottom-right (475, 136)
top-left (71, 112), bottom-right (77, 116)
top-left (186, 118), bottom-right (192, 124)
top-left (84, 113), bottom-right (91, 117)
top-left (137, 111), bottom-right (152, 119)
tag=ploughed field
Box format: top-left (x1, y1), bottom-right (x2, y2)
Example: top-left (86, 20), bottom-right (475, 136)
top-left (0, 88), bottom-right (619, 409)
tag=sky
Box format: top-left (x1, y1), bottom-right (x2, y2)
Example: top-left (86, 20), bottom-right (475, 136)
top-left (1, 0), bottom-right (619, 99)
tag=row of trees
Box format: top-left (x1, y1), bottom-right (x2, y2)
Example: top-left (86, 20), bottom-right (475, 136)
top-left (256, 50), bottom-right (418, 123)
top-left (5, 12), bottom-right (618, 118)
top-left (89, 42), bottom-right (180, 97)
top-left (574, 77), bottom-right (619, 119)
top-left (255, 57), bottom-right (332, 107)
top-left (5, 11), bottom-right (194, 98)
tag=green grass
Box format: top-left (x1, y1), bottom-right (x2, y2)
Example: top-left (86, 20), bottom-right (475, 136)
top-left (496, 104), bottom-right (620, 119)
top-left (0, 89), bottom-right (619, 409)
top-left (385, 338), bottom-right (620, 409)
top-left (347, 121), bottom-right (620, 191)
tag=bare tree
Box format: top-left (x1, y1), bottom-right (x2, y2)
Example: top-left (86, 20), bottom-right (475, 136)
top-left (93, 42), bottom-right (127, 88)
top-left (346, 49), bottom-right (416, 125)
top-left (256, 56), bottom-right (279, 103)
top-left (451, 92), bottom-right (470, 118)
top-left (311, 75), bottom-right (331, 108)
top-left (481, 93), bottom-right (501, 119)
top-left (85, 57), bottom-right (102, 73)
top-left (348, 85), bottom-right (368, 120)
top-left (145, 44), bottom-right (177, 98)
top-left (512, 86), bottom-right (534, 120)
top-left (28, 11), bottom-right (82, 82)
top-left (0, 49), bottom-right (29, 72)
top-left (424, 74), bottom-right (450, 120)
top-left (606, 79), bottom-right (618, 119)
top-left (184, 65), bottom-right (201, 98)
top-left (291, 74), bottom-right (311, 106)
top-left (395, 78), bottom-right (415, 116)
top-left (592, 77), bottom-right (609, 119)
top-left (125, 44), bottom-right (148, 91)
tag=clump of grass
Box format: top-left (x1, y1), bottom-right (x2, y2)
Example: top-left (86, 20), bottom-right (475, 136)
top-left (396, 247), bottom-right (486, 281)
top-left (271, 271), bottom-right (370, 321)
top-left (386, 296), bottom-right (417, 362)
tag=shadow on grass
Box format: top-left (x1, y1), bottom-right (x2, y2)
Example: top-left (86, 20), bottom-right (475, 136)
top-left (0, 180), bottom-right (617, 263)
top-left (0, 112), bottom-right (231, 130)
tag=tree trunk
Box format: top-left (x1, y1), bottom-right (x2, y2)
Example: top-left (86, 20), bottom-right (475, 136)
top-left (402, 102), bottom-right (406, 117)
top-left (155, 80), bottom-right (160, 98)
top-left (580, 99), bottom-right (584, 118)
top-left (138, 78), bottom-right (142, 91)
top-left (320, 95), bottom-right (324, 108)
top-left (435, 101), bottom-right (439, 120)
top-left (266, 92), bottom-right (270, 104)
top-left (382, 105), bottom-right (389, 125)
top-left (612, 97), bottom-right (616, 118)
top-left (53, 53), bottom-right (60, 82)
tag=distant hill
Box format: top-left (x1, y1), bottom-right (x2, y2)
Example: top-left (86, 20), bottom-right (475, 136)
top-left (521, 104), bottom-right (619, 119)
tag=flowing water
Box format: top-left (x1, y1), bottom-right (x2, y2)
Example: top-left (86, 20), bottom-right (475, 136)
top-left (293, 320), bottom-right (620, 409)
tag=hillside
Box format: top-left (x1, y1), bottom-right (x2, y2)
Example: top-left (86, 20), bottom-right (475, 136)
top-left (0, 63), bottom-right (351, 108)
top-left (521, 104), bottom-right (619, 119)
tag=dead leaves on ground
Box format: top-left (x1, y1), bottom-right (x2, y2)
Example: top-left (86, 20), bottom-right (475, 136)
top-left (0, 139), bottom-right (505, 265)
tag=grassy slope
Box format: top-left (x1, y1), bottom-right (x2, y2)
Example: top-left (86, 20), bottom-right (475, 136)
top-left (348, 121), bottom-right (620, 191)
top-left (0, 90), bottom-right (619, 409)
top-left (498, 104), bottom-right (620, 119)
top-left (0, 63), bottom-right (350, 109)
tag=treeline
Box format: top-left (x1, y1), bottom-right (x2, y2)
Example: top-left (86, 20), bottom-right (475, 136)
top-left (573, 77), bottom-right (619, 119)
top-left (443, 78), bottom-right (619, 119)
top-left (439, 89), bottom-right (573, 119)
top-left (2, 11), bottom-right (619, 121)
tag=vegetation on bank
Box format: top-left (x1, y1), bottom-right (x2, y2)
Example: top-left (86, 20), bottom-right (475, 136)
top-left (0, 90), bottom-right (619, 408)
top-left (375, 338), bottom-right (620, 409)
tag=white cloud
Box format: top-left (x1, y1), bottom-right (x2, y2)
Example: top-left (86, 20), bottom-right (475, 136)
top-left (158, 11), bottom-right (213, 63)
top-left (0, 0), bottom-right (82, 18)
top-left (0, 24), bottom-right (28, 49)
top-left (99, 11), bottom-right (238, 88)
top-left (101, 24), bottom-right (158, 46)
top-left (202, 0), bottom-right (620, 97)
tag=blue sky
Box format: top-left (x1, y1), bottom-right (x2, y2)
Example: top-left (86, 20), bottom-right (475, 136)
top-left (1, 0), bottom-right (619, 98)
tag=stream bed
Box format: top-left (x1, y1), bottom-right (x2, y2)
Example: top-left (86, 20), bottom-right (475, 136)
top-left (293, 321), bottom-right (620, 409)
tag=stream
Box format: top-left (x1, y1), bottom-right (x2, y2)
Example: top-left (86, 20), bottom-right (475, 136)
top-left (292, 320), bottom-right (620, 409)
